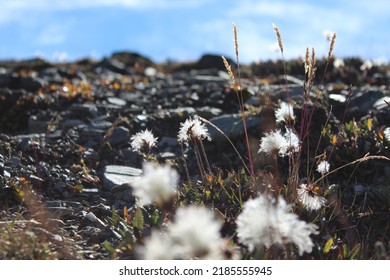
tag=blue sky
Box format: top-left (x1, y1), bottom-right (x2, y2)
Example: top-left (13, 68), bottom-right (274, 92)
top-left (0, 0), bottom-right (389, 64)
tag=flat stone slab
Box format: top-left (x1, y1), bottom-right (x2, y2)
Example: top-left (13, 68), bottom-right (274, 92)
top-left (103, 165), bottom-right (142, 190)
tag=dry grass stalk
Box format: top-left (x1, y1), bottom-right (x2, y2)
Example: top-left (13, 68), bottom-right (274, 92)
top-left (304, 47), bottom-right (310, 74)
top-left (222, 55), bottom-right (235, 86)
top-left (233, 23), bottom-right (239, 64)
top-left (304, 47), bottom-right (317, 86)
top-left (272, 23), bottom-right (284, 54)
top-left (328, 32), bottom-right (337, 61)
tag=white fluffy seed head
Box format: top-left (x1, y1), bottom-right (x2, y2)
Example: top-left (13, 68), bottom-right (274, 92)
top-left (178, 117), bottom-right (211, 143)
top-left (316, 160), bottom-right (330, 175)
top-left (259, 128), bottom-right (300, 157)
top-left (139, 205), bottom-right (226, 259)
top-left (130, 162), bottom-right (178, 206)
top-left (258, 130), bottom-right (286, 156)
top-left (297, 184), bottom-right (327, 211)
top-left (236, 195), bottom-right (318, 255)
top-left (130, 129), bottom-right (158, 154)
top-left (168, 205), bottom-right (225, 259)
top-left (275, 101), bottom-right (295, 124)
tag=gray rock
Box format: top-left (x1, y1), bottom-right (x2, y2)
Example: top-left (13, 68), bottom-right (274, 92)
top-left (39, 68), bottom-right (65, 83)
top-left (45, 200), bottom-right (62, 208)
top-left (89, 120), bottom-right (113, 130)
top-left (159, 152), bottom-right (177, 160)
top-left (79, 226), bottom-right (101, 244)
top-left (10, 156), bottom-right (21, 167)
top-left (0, 74), bottom-right (45, 92)
top-left (196, 106), bottom-right (223, 118)
top-left (373, 96), bottom-right (390, 110)
top-left (110, 183), bottom-right (135, 203)
top-left (158, 137), bottom-right (177, 147)
top-left (69, 103), bottom-right (98, 118)
top-left (282, 75), bottom-right (305, 86)
top-left (188, 71), bottom-right (230, 84)
top-left (102, 165), bottom-right (142, 190)
top-left (32, 227), bottom-right (63, 243)
top-left (329, 93), bottom-right (347, 103)
top-left (81, 188), bottom-right (99, 194)
top-left (267, 84), bottom-right (316, 102)
top-left (95, 57), bottom-right (128, 74)
top-left (28, 115), bottom-right (48, 134)
top-left (46, 207), bottom-right (74, 219)
top-left (145, 67), bottom-right (157, 77)
top-left (80, 212), bottom-right (106, 228)
top-left (62, 201), bottom-right (83, 211)
top-left (106, 126), bottom-right (129, 145)
top-left (60, 119), bottom-right (85, 129)
top-left (349, 89), bottom-right (384, 114)
top-left (207, 114), bottom-right (262, 141)
top-left (107, 97), bottom-right (127, 107)
top-left (89, 203), bottom-right (112, 217)
top-left (168, 107), bottom-right (197, 117)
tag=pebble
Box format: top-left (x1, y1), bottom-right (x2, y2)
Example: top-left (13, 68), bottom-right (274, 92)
top-left (107, 97), bottom-right (127, 107)
top-left (80, 212), bottom-right (106, 228)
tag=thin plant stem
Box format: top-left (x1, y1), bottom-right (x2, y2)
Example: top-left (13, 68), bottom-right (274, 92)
top-left (180, 142), bottom-right (191, 183)
top-left (308, 106), bottom-right (333, 178)
top-left (198, 116), bottom-right (252, 178)
top-left (198, 140), bottom-right (212, 175)
top-left (233, 23), bottom-right (254, 177)
top-left (193, 140), bottom-right (206, 180)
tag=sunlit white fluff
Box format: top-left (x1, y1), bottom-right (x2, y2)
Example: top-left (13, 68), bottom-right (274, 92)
top-left (168, 206), bottom-right (224, 259)
top-left (280, 127), bottom-right (300, 156)
top-left (130, 162), bottom-right (178, 206)
top-left (140, 205), bottom-right (225, 259)
top-left (258, 130), bottom-right (286, 156)
top-left (275, 101), bottom-right (295, 124)
top-left (139, 231), bottom-right (174, 260)
top-left (316, 160), bottom-right (330, 175)
top-left (177, 117), bottom-right (211, 143)
top-left (259, 128), bottom-right (300, 157)
top-left (236, 195), bottom-right (318, 255)
top-left (130, 129), bottom-right (158, 154)
top-left (297, 183), bottom-right (327, 211)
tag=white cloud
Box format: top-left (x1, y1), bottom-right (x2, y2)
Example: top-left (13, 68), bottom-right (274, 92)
top-left (36, 23), bottom-right (72, 45)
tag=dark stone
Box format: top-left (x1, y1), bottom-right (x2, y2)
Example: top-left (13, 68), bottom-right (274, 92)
top-left (207, 114), bottom-right (262, 141)
top-left (0, 74), bottom-right (45, 92)
top-left (195, 54), bottom-right (236, 71)
top-left (349, 89), bottom-right (384, 117)
top-left (111, 51), bottom-right (155, 68)
top-left (106, 126), bottom-right (130, 145)
top-left (94, 57), bottom-right (128, 75)
top-left (69, 103), bottom-right (98, 118)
